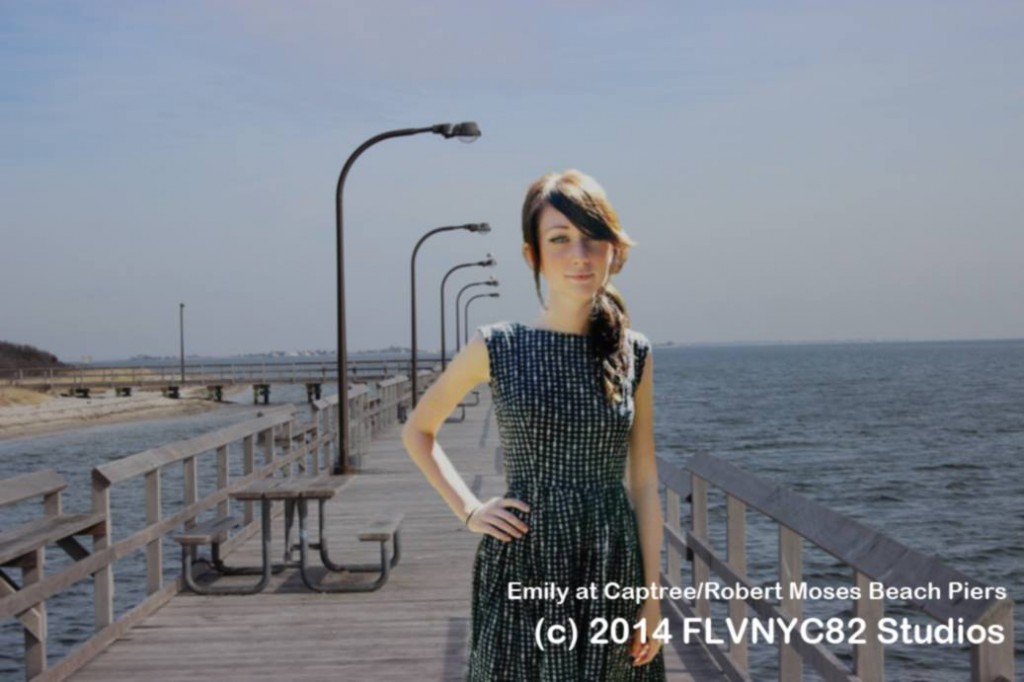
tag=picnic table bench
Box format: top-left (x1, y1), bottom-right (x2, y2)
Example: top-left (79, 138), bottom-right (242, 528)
top-left (173, 474), bottom-right (402, 595)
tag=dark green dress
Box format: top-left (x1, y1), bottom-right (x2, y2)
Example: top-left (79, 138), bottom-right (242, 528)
top-left (468, 321), bottom-right (666, 681)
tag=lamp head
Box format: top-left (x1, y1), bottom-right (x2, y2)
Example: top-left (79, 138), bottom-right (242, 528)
top-left (466, 222), bottom-right (491, 234)
top-left (488, 292), bottom-right (500, 298)
top-left (432, 121), bottom-right (481, 142)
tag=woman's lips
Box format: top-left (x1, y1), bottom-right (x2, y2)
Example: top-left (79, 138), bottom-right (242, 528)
top-left (567, 273), bottom-right (594, 281)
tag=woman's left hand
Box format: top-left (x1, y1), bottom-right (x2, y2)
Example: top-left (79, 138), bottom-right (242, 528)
top-left (630, 598), bottom-right (663, 667)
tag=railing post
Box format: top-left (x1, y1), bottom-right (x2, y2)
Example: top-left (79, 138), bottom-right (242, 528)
top-left (90, 476), bottom-right (113, 630)
top-left (369, 396), bottom-right (377, 438)
top-left (242, 434), bottom-right (255, 524)
top-left (183, 456), bottom-right (199, 565)
top-left (853, 570), bottom-right (884, 681)
top-left (358, 392), bottom-right (366, 464)
top-left (145, 470), bottom-right (162, 594)
top-left (779, 525), bottom-right (802, 680)
top-left (665, 488), bottom-right (682, 588)
top-left (282, 421), bottom-right (294, 477)
top-left (318, 408), bottom-right (328, 472)
top-left (310, 406), bottom-right (321, 472)
top-left (260, 426), bottom-right (276, 515)
top-left (726, 494), bottom-right (748, 672)
top-left (329, 403), bottom-right (339, 471)
top-left (690, 473), bottom-right (710, 620)
top-left (261, 427), bottom-right (274, 467)
top-left (971, 599), bottom-right (1014, 682)
top-left (43, 487), bottom-right (61, 516)
top-left (321, 402), bottom-right (330, 467)
top-left (216, 445), bottom-right (229, 518)
top-left (354, 392), bottom-right (366, 469)
top-left (22, 548), bottom-right (46, 679)
top-left (389, 383), bottom-right (397, 428)
top-left (317, 405), bottom-right (327, 473)
top-left (183, 457), bottom-right (198, 524)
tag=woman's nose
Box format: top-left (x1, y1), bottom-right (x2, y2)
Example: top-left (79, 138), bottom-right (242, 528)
top-left (572, 240), bottom-right (590, 260)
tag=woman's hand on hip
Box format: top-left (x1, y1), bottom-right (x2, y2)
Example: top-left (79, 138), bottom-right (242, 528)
top-left (467, 497), bottom-right (530, 542)
top-left (631, 599), bottom-right (663, 667)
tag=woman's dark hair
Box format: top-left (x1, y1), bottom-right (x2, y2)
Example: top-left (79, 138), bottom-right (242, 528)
top-left (522, 169), bottom-right (637, 405)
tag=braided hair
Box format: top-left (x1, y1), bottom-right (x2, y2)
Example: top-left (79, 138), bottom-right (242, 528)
top-left (522, 170), bottom-right (636, 405)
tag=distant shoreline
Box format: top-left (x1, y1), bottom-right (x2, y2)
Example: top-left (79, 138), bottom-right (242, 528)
top-left (86, 333), bottom-right (1024, 360)
top-left (0, 388), bottom-right (224, 441)
top-left (72, 336), bottom-right (1024, 363)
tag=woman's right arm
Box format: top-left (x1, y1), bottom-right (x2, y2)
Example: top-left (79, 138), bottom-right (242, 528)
top-left (400, 334), bottom-right (529, 540)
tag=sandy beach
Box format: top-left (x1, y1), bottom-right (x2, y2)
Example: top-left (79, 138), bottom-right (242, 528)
top-left (0, 387), bottom-right (223, 440)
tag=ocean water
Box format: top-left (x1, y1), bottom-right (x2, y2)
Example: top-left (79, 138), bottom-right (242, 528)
top-left (652, 339), bottom-right (1023, 681)
top-left (1, 342), bottom-right (1022, 681)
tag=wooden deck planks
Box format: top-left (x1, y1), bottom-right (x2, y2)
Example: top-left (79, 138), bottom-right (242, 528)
top-left (70, 388), bottom-right (724, 681)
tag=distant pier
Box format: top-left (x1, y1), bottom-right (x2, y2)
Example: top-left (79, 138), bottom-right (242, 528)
top-left (2, 358), bottom-right (440, 404)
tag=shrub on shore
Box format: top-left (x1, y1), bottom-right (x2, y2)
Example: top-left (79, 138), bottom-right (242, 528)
top-left (0, 340), bottom-right (64, 371)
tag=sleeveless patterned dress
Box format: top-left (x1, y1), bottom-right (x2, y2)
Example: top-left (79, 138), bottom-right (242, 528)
top-left (467, 321), bottom-right (666, 681)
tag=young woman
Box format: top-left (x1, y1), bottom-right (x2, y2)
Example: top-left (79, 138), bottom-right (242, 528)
top-left (402, 169), bottom-right (666, 680)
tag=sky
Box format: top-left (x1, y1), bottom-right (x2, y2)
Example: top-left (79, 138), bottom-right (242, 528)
top-left (2, 1), bottom-right (1022, 361)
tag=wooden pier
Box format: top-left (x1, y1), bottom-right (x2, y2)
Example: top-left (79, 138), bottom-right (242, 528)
top-left (1, 377), bottom-right (1015, 681)
top-left (64, 389), bottom-right (725, 681)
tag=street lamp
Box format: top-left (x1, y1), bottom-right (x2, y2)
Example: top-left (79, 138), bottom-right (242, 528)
top-left (440, 255), bottom-right (496, 370)
top-left (410, 223), bottom-right (490, 407)
top-left (455, 278), bottom-right (499, 354)
top-left (179, 303), bottom-right (185, 382)
top-left (464, 292), bottom-right (500, 345)
top-left (334, 121), bottom-right (480, 473)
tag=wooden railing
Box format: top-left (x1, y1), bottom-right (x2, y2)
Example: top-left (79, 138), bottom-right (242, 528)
top-left (310, 370), bottom-right (426, 471)
top-left (657, 453), bottom-right (1015, 682)
top-left (1, 371), bottom-right (429, 681)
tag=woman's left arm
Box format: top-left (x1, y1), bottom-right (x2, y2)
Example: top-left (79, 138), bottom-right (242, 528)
top-left (626, 345), bottom-right (665, 666)
top-left (627, 346), bottom-right (662, 589)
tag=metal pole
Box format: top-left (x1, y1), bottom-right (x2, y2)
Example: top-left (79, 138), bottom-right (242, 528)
top-left (335, 122), bottom-right (480, 474)
top-left (411, 225), bottom-right (485, 408)
top-left (464, 293), bottom-right (499, 345)
top-left (179, 303), bottom-right (185, 382)
top-left (456, 280), bottom-right (497, 353)
top-left (440, 264), bottom-right (477, 371)
top-left (337, 128), bottom-right (429, 473)
top-left (440, 259), bottom-right (495, 370)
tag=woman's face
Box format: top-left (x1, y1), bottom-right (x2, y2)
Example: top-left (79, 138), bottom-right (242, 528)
top-left (528, 203), bottom-right (615, 302)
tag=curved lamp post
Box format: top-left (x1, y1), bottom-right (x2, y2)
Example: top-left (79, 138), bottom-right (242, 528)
top-left (455, 279), bottom-right (499, 353)
top-left (440, 256), bottom-right (496, 370)
top-left (334, 121), bottom-right (480, 473)
top-left (411, 223), bottom-right (490, 407)
top-left (464, 292), bottom-right (500, 345)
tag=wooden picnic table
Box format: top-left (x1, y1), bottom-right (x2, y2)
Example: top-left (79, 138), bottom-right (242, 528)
top-left (176, 474), bottom-right (402, 595)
